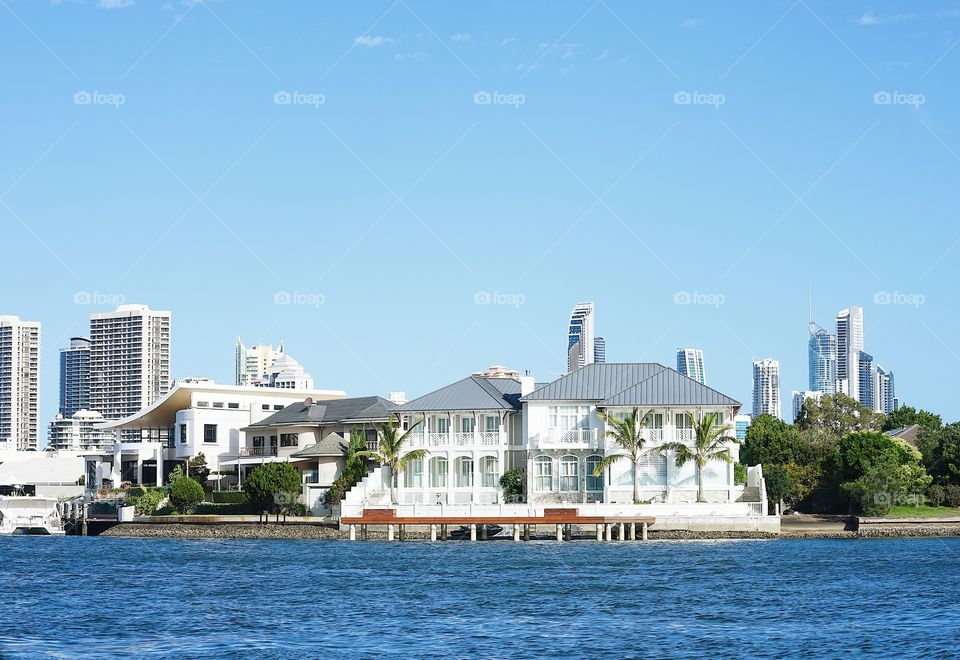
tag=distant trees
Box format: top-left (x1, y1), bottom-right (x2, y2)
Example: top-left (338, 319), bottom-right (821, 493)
top-left (796, 393), bottom-right (883, 436)
top-left (881, 405), bottom-right (943, 433)
top-left (838, 431), bottom-right (931, 515)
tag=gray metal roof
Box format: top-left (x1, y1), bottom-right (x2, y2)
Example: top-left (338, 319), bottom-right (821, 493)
top-left (521, 363), bottom-right (740, 407)
top-left (289, 432), bottom-right (347, 458)
top-left (396, 376), bottom-right (521, 412)
top-left (245, 396), bottom-right (396, 430)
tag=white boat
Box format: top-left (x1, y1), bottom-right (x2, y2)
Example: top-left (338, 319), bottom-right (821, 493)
top-left (0, 496), bottom-right (66, 535)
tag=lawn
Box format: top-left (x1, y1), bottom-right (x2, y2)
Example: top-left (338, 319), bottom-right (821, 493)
top-left (887, 505), bottom-right (960, 518)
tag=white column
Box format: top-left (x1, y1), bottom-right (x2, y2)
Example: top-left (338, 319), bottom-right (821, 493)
top-left (642, 522), bottom-right (648, 541)
top-left (110, 437), bottom-right (122, 486)
top-left (556, 524), bottom-right (563, 542)
top-left (596, 523), bottom-right (603, 541)
top-left (387, 524), bottom-right (395, 541)
top-left (605, 523), bottom-right (613, 541)
top-left (469, 524), bottom-right (477, 541)
top-left (629, 523), bottom-right (636, 541)
top-left (618, 522), bottom-right (625, 540)
top-left (430, 524), bottom-right (437, 542)
top-left (514, 524), bottom-right (521, 542)
top-left (349, 524), bottom-right (356, 541)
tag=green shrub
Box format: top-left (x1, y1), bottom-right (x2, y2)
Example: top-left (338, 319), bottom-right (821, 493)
top-left (192, 502), bottom-right (256, 515)
top-left (499, 468), bottom-right (525, 503)
top-left (927, 484), bottom-right (946, 506)
top-left (169, 477), bottom-right (204, 513)
top-left (155, 504), bottom-right (176, 516)
top-left (734, 463), bottom-right (748, 485)
top-left (135, 489), bottom-right (165, 516)
top-left (211, 491), bottom-right (250, 504)
top-left (244, 462), bottom-right (302, 513)
top-left (944, 484), bottom-right (960, 508)
top-left (126, 486), bottom-right (147, 499)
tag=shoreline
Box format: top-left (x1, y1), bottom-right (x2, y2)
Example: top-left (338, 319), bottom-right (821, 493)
top-left (96, 522), bottom-right (960, 541)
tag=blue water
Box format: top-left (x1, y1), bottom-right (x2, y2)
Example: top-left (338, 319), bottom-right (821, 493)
top-left (1, 537), bottom-right (958, 658)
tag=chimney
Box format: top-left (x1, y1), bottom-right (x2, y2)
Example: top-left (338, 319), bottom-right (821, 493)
top-left (519, 375), bottom-right (535, 396)
top-left (303, 397), bottom-right (314, 407)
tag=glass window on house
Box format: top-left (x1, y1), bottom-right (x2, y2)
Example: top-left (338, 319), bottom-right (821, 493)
top-left (203, 424), bottom-right (217, 443)
top-left (405, 459), bottom-right (423, 488)
top-left (480, 456), bottom-right (499, 488)
top-left (461, 416), bottom-right (475, 433)
top-left (585, 455), bottom-right (603, 491)
top-left (534, 456), bottom-right (553, 491)
top-left (559, 455), bottom-right (579, 491)
top-left (179, 424), bottom-right (187, 444)
top-left (430, 457), bottom-right (447, 488)
top-left (455, 457), bottom-right (473, 487)
top-left (280, 433), bottom-right (299, 447)
top-left (484, 415), bottom-right (500, 432)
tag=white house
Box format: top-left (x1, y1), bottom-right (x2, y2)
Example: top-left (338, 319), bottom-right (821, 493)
top-left (522, 363), bottom-right (743, 504)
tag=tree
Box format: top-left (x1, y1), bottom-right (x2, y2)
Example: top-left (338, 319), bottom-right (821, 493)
top-left (355, 417), bottom-right (426, 505)
top-left (244, 462), bottom-right (303, 520)
top-left (594, 407), bottom-right (654, 504)
top-left (881, 405), bottom-right (942, 433)
top-left (187, 453), bottom-right (210, 488)
top-left (499, 468), bottom-right (524, 503)
top-left (742, 414), bottom-right (805, 466)
top-left (657, 411), bottom-right (734, 503)
top-left (169, 477), bottom-right (204, 513)
top-left (797, 393), bottom-right (883, 437)
top-left (838, 430), bottom-right (932, 514)
top-left (915, 423), bottom-right (960, 485)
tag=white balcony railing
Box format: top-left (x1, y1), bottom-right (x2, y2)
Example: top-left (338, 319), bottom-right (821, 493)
top-left (405, 431), bottom-right (505, 449)
top-left (534, 428), bottom-right (600, 448)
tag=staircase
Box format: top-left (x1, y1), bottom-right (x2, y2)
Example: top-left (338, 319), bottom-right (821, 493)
top-left (342, 466), bottom-right (390, 506)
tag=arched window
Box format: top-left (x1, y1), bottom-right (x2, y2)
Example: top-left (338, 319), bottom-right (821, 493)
top-left (404, 458), bottom-right (423, 488)
top-left (455, 456), bottom-right (474, 488)
top-left (534, 456), bottom-right (553, 492)
top-left (559, 455), bottom-right (579, 492)
top-left (480, 456), bottom-right (499, 488)
top-left (585, 454), bottom-right (603, 492)
top-left (429, 457), bottom-right (447, 488)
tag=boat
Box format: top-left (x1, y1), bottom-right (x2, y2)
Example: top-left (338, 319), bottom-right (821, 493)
top-left (0, 496), bottom-right (66, 535)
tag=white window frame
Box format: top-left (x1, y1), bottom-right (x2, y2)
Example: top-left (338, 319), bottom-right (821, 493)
top-left (534, 456), bottom-right (553, 492)
top-left (559, 455), bottom-right (579, 492)
top-left (455, 456), bottom-right (473, 488)
top-left (480, 456), bottom-right (499, 488)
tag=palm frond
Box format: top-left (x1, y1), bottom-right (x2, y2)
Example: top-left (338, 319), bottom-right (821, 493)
top-left (593, 452), bottom-right (629, 476)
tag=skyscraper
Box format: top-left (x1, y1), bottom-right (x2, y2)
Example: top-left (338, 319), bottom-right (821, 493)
top-left (235, 338), bottom-right (285, 386)
top-left (89, 304), bottom-right (171, 438)
top-left (874, 365), bottom-right (895, 414)
top-left (836, 306), bottom-right (864, 401)
top-left (676, 348), bottom-right (706, 384)
top-left (734, 414), bottom-right (752, 441)
top-left (593, 337), bottom-right (606, 364)
top-left (857, 351), bottom-right (874, 410)
top-left (752, 358), bottom-right (781, 419)
top-left (807, 322), bottom-right (836, 394)
top-left (566, 302), bottom-right (595, 373)
top-left (792, 390), bottom-right (823, 423)
top-left (0, 316), bottom-right (41, 450)
top-left (59, 337), bottom-right (91, 417)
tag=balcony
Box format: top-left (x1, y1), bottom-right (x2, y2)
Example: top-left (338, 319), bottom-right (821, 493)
top-left (531, 428), bottom-right (601, 449)
top-left (240, 446), bottom-right (278, 457)
top-left (405, 431), bottom-right (504, 449)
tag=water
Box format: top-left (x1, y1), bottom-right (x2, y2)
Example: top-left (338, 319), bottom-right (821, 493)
top-left (1, 536), bottom-right (958, 658)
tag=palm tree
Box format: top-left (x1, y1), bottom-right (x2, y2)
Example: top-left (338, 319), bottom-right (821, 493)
top-left (593, 407), bottom-right (654, 504)
top-left (355, 417), bottom-right (426, 505)
top-left (656, 412), bottom-right (734, 503)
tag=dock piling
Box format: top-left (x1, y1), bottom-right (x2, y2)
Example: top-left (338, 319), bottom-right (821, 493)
top-left (349, 524), bottom-right (356, 541)
top-left (388, 524), bottom-right (395, 542)
top-left (642, 522), bottom-right (648, 541)
top-left (430, 524), bottom-right (437, 542)
top-left (469, 524), bottom-right (477, 541)
top-left (513, 524), bottom-right (521, 542)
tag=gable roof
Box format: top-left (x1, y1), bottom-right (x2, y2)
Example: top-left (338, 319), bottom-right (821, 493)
top-left (396, 376), bottom-right (522, 412)
top-left (521, 363), bottom-right (740, 408)
top-left (289, 432), bottom-right (347, 458)
top-left (245, 396), bottom-right (396, 430)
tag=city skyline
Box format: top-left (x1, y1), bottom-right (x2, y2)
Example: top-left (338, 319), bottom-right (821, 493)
top-left (3, 2), bottom-right (958, 436)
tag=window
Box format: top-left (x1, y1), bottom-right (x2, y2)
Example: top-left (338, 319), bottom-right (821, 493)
top-left (534, 456), bottom-right (553, 492)
top-left (429, 457), bottom-right (448, 488)
top-left (280, 433), bottom-right (299, 447)
top-left (179, 424), bottom-right (187, 444)
top-left (585, 455), bottom-right (603, 491)
top-left (548, 406), bottom-right (590, 431)
top-left (455, 457), bottom-right (473, 487)
top-left (212, 402), bottom-right (224, 409)
top-left (643, 412), bottom-right (664, 428)
top-left (461, 416), bottom-right (475, 433)
top-left (405, 459), bottom-right (423, 488)
top-left (484, 416), bottom-right (500, 432)
top-left (560, 456), bottom-right (579, 491)
top-left (262, 404), bottom-right (270, 411)
top-left (203, 424), bottom-right (217, 443)
top-left (274, 405), bottom-right (284, 411)
top-left (713, 412), bottom-right (724, 425)
top-left (228, 402), bottom-right (239, 409)
top-left (252, 436), bottom-right (265, 448)
top-left (435, 417), bottom-right (449, 433)
top-left (197, 401), bottom-right (209, 408)
top-left (480, 456), bottom-right (499, 488)
top-left (675, 413), bottom-right (693, 429)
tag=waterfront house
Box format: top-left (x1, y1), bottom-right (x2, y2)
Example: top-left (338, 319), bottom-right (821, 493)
top-left (521, 363), bottom-right (742, 504)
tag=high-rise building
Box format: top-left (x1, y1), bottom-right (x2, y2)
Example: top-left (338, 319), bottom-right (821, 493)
top-left (48, 409), bottom-right (113, 451)
top-left (734, 414), bottom-right (752, 441)
top-left (566, 302), bottom-right (595, 373)
top-left (752, 358), bottom-right (781, 419)
top-left (258, 354), bottom-right (314, 389)
top-left (836, 306), bottom-right (864, 401)
top-left (857, 351), bottom-right (874, 410)
top-left (874, 365), bottom-right (895, 414)
top-left (0, 316), bottom-right (41, 450)
top-left (792, 390), bottom-right (823, 423)
top-left (676, 348), bottom-right (706, 384)
top-left (593, 337), bottom-right (606, 364)
top-left (235, 338), bottom-right (285, 386)
top-left (59, 337), bottom-right (91, 417)
top-left (807, 323), bottom-right (836, 395)
top-left (89, 304), bottom-right (171, 439)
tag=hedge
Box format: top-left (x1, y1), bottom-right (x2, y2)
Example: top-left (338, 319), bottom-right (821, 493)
top-left (211, 491), bottom-right (250, 504)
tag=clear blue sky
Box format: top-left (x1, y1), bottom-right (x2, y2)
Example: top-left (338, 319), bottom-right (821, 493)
top-left (2, 1), bottom-right (959, 440)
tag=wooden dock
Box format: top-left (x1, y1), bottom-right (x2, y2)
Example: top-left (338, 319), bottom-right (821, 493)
top-left (340, 508), bottom-right (656, 542)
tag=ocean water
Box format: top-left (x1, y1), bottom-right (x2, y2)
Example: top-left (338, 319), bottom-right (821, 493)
top-left (1, 536), bottom-right (958, 658)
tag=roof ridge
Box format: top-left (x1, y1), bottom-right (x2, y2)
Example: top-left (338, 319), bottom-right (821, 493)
top-left (471, 376), bottom-right (513, 408)
top-left (601, 364), bottom-right (669, 402)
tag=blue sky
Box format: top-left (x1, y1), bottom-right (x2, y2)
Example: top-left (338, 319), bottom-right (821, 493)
top-left (2, 0), bottom-right (959, 438)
